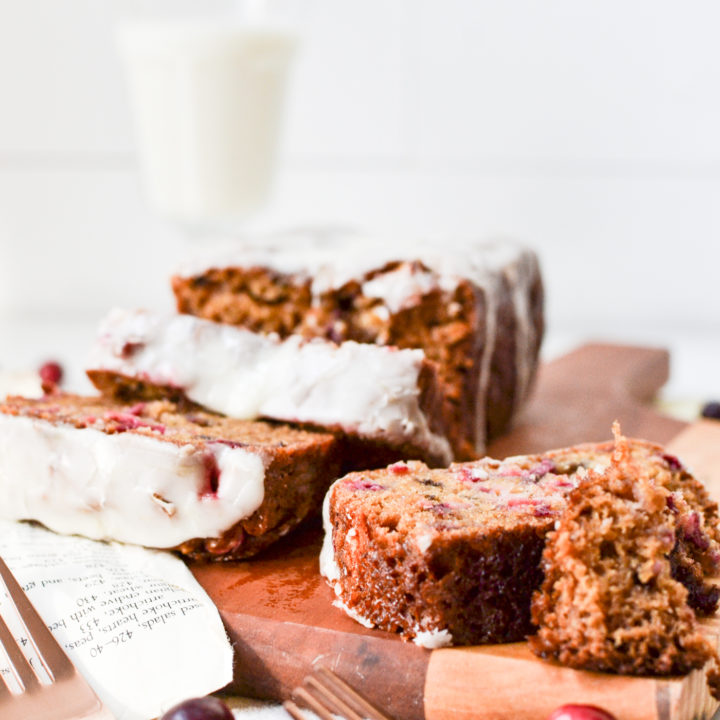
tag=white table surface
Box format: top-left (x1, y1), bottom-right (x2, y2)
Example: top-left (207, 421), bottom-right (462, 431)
top-left (1, 318), bottom-right (719, 720)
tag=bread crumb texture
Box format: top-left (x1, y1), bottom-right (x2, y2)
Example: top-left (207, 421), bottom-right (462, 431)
top-left (530, 423), bottom-right (720, 699)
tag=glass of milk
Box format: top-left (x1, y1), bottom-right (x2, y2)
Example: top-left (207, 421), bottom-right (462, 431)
top-left (118, 9), bottom-right (297, 231)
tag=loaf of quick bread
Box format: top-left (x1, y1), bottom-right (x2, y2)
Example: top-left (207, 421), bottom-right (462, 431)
top-left (171, 229), bottom-right (545, 461)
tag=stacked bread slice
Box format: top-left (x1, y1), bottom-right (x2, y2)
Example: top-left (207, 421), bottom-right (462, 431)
top-left (170, 230), bottom-right (544, 460)
top-left (86, 308), bottom-right (454, 468)
top-left (0, 231), bottom-right (544, 559)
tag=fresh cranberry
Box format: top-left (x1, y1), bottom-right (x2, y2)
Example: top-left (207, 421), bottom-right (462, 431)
top-left (702, 401), bottom-right (720, 420)
top-left (547, 704), bottom-right (617, 720)
top-left (458, 466), bottom-right (489, 483)
top-left (661, 453), bottom-right (684, 472)
top-left (533, 504), bottom-right (554, 517)
top-left (126, 403), bottom-right (146, 416)
top-left (104, 411), bottom-right (166, 434)
top-left (506, 496), bottom-right (554, 517)
top-left (160, 697), bottom-right (233, 720)
top-left (525, 458), bottom-right (556, 481)
top-left (200, 454), bottom-right (221, 497)
top-left (346, 478), bottom-right (385, 491)
top-left (389, 462), bottom-right (410, 475)
top-left (39, 361), bottom-right (63, 386)
top-left (120, 341), bottom-right (144, 358)
top-left (678, 511), bottom-right (710, 550)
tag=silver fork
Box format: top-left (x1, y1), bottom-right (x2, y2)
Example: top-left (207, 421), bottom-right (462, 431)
top-left (0, 555), bottom-right (113, 719)
top-left (283, 666), bottom-right (394, 720)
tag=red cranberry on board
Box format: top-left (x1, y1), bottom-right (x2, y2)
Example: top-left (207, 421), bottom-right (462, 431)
top-left (547, 705), bottom-right (617, 720)
top-left (39, 361), bottom-right (63, 386)
top-left (160, 696), bottom-right (234, 720)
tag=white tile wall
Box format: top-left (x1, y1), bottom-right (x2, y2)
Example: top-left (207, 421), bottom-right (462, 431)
top-left (0, 1), bottom-right (132, 155)
top-left (409, 1), bottom-right (720, 165)
top-left (284, 0), bottom-right (415, 160)
top-left (269, 168), bottom-right (720, 332)
top-left (0, 0), bottom-right (718, 397)
top-left (0, 167), bottom-right (178, 317)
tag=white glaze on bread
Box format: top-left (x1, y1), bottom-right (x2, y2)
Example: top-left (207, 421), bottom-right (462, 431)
top-left (176, 229), bottom-right (542, 455)
top-left (88, 309), bottom-right (453, 464)
top-left (0, 414), bottom-right (266, 548)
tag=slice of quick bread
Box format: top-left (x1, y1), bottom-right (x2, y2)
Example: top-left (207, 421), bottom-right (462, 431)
top-left (86, 308), bottom-right (452, 467)
top-left (321, 432), bottom-right (720, 647)
top-left (0, 393), bottom-right (341, 560)
top-left (530, 431), bottom-right (720, 697)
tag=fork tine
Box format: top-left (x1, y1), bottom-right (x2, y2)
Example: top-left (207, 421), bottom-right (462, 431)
top-left (285, 667), bottom-right (395, 720)
top-left (0, 556), bottom-right (74, 681)
top-left (304, 676), bottom-right (365, 720)
top-left (313, 667), bottom-right (393, 720)
top-left (292, 686), bottom-right (336, 720)
top-left (282, 699), bottom-right (308, 720)
top-left (0, 609), bottom-right (41, 692)
top-left (0, 556), bottom-right (111, 720)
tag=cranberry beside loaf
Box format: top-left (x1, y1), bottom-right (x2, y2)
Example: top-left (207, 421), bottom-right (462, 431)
top-left (320, 434), bottom-right (720, 648)
top-left (171, 230), bottom-right (544, 460)
top-left (0, 394), bottom-right (341, 560)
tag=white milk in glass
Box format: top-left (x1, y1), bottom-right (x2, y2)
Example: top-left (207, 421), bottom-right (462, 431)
top-left (119, 21), bottom-right (296, 227)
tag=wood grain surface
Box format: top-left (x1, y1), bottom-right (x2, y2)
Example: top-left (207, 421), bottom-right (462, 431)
top-left (191, 344), bottom-right (720, 720)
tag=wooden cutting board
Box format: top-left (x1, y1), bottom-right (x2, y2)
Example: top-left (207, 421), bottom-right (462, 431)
top-left (191, 344), bottom-right (720, 720)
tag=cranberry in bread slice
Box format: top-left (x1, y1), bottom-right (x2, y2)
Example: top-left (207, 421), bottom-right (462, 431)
top-left (0, 393), bottom-right (340, 560)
